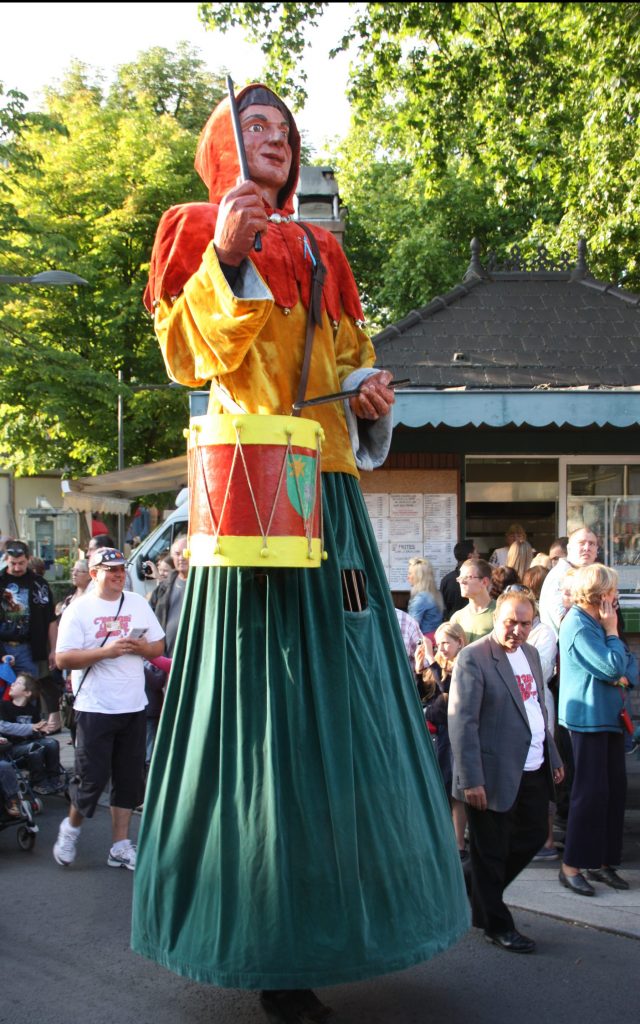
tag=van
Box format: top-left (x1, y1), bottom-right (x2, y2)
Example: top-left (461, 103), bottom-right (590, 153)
top-left (126, 488), bottom-right (188, 598)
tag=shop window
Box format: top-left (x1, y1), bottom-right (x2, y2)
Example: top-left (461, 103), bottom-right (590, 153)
top-left (567, 463), bottom-right (640, 592)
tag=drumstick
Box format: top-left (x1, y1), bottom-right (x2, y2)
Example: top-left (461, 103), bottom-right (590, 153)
top-left (292, 378), bottom-right (412, 411)
top-left (226, 75), bottom-right (262, 252)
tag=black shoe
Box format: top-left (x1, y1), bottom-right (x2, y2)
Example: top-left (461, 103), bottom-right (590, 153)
top-left (587, 867), bottom-right (630, 891)
top-left (559, 868), bottom-right (595, 896)
top-left (260, 990), bottom-right (333, 1024)
top-left (484, 929), bottom-right (536, 954)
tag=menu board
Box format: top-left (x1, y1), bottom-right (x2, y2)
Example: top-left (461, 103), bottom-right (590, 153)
top-left (364, 492), bottom-right (458, 590)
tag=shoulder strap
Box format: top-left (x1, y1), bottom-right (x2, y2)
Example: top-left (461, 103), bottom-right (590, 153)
top-left (293, 222), bottom-right (326, 416)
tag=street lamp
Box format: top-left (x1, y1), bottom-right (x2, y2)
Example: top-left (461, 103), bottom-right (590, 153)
top-left (0, 271), bottom-right (89, 286)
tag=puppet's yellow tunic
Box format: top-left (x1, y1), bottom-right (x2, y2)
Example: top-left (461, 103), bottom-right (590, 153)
top-left (132, 243), bottom-right (469, 988)
top-left (154, 243), bottom-right (373, 474)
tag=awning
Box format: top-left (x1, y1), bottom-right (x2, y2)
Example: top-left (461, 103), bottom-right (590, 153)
top-left (58, 388), bottom-right (639, 514)
top-left (61, 489), bottom-right (132, 515)
top-left (393, 389), bottom-right (640, 429)
top-left (61, 454), bottom-right (188, 513)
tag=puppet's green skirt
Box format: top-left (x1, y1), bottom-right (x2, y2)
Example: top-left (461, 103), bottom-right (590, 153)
top-left (131, 473), bottom-right (469, 988)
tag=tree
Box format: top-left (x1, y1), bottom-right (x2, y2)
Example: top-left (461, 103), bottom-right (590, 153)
top-left (109, 42), bottom-right (226, 131)
top-left (199, 2), bottom-right (640, 321)
top-left (0, 85), bottom-right (64, 266)
top-left (0, 48), bottom-right (225, 478)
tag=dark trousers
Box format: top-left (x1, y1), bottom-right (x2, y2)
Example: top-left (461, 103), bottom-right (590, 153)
top-left (467, 766), bottom-right (549, 933)
top-left (563, 730), bottom-right (626, 869)
top-left (71, 710), bottom-right (146, 818)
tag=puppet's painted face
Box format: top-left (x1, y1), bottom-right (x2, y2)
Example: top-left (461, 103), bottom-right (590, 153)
top-left (240, 104), bottom-right (292, 201)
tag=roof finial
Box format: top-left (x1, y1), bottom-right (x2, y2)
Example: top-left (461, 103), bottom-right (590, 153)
top-left (464, 238), bottom-right (487, 281)
top-left (570, 237), bottom-right (590, 281)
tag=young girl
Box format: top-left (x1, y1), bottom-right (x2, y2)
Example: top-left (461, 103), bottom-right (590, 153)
top-left (415, 622), bottom-right (468, 858)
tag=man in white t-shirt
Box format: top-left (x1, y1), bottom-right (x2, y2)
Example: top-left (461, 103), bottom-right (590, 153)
top-left (53, 547), bottom-right (164, 870)
top-left (539, 527), bottom-right (598, 636)
top-left (449, 591), bottom-right (563, 955)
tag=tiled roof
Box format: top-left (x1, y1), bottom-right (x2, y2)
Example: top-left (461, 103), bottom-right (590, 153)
top-left (373, 241), bottom-right (640, 389)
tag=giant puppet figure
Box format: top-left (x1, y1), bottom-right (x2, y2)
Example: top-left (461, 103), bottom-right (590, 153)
top-left (132, 84), bottom-right (469, 1023)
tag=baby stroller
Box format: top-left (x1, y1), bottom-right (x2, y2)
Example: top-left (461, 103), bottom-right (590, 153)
top-left (0, 753), bottom-right (40, 851)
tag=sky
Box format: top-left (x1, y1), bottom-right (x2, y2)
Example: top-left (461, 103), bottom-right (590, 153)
top-left (0, 2), bottom-right (353, 154)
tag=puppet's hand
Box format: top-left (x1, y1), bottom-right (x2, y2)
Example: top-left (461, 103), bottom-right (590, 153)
top-left (214, 181), bottom-right (270, 266)
top-left (348, 371), bottom-right (394, 421)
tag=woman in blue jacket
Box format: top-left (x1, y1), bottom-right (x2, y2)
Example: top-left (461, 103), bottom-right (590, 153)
top-left (558, 564), bottom-right (637, 896)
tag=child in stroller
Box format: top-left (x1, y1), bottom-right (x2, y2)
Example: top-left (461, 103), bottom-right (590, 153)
top-left (0, 674), bottom-right (67, 795)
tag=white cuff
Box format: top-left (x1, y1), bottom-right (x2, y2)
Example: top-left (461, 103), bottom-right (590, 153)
top-left (342, 368), bottom-right (393, 471)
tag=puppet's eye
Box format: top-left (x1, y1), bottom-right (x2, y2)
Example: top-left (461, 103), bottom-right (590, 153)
top-left (246, 123), bottom-right (264, 133)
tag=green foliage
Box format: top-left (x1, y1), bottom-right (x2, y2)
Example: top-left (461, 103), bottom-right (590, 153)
top-left (200, 1), bottom-right (640, 320)
top-left (0, 48), bottom-right (222, 476)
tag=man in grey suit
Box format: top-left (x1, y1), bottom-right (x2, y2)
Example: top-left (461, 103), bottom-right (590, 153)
top-left (449, 589), bottom-right (564, 954)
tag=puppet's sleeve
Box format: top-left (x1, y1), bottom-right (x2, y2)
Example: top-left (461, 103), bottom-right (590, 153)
top-left (154, 245), bottom-right (273, 387)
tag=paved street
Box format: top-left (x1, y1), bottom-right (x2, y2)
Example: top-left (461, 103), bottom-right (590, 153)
top-left (2, 774), bottom-right (638, 1024)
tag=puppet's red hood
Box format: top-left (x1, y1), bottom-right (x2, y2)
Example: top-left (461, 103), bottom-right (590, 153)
top-left (194, 83), bottom-right (301, 213)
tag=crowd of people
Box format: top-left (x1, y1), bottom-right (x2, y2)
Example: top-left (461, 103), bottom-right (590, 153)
top-left (3, 524), bottom-right (637, 887)
top-left (401, 524), bottom-right (638, 952)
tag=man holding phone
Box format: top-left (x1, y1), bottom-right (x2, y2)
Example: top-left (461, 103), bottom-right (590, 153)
top-left (53, 547), bottom-right (164, 870)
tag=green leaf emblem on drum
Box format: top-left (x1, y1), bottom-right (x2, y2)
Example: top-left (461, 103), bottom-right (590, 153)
top-left (287, 455), bottom-right (316, 519)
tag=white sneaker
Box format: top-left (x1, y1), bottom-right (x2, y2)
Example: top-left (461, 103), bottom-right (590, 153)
top-left (53, 818), bottom-right (80, 866)
top-left (107, 841), bottom-right (136, 870)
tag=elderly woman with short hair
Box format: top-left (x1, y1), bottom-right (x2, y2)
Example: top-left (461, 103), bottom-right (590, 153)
top-left (558, 564), bottom-right (637, 896)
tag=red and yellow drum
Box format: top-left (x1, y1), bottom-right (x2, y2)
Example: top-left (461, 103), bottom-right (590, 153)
top-left (186, 414), bottom-right (325, 568)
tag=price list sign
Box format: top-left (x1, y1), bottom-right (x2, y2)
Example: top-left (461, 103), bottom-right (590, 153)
top-left (363, 492), bottom-right (458, 590)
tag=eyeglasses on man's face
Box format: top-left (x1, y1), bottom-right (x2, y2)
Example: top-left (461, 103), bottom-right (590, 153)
top-left (457, 575), bottom-right (482, 583)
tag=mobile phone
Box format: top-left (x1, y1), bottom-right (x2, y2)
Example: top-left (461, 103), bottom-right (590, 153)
top-left (128, 628), bottom-right (148, 640)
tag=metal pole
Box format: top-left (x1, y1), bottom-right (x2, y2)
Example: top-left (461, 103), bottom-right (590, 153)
top-left (117, 370), bottom-right (124, 550)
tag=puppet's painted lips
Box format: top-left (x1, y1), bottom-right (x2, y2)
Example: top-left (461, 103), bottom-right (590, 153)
top-left (262, 152), bottom-right (287, 165)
